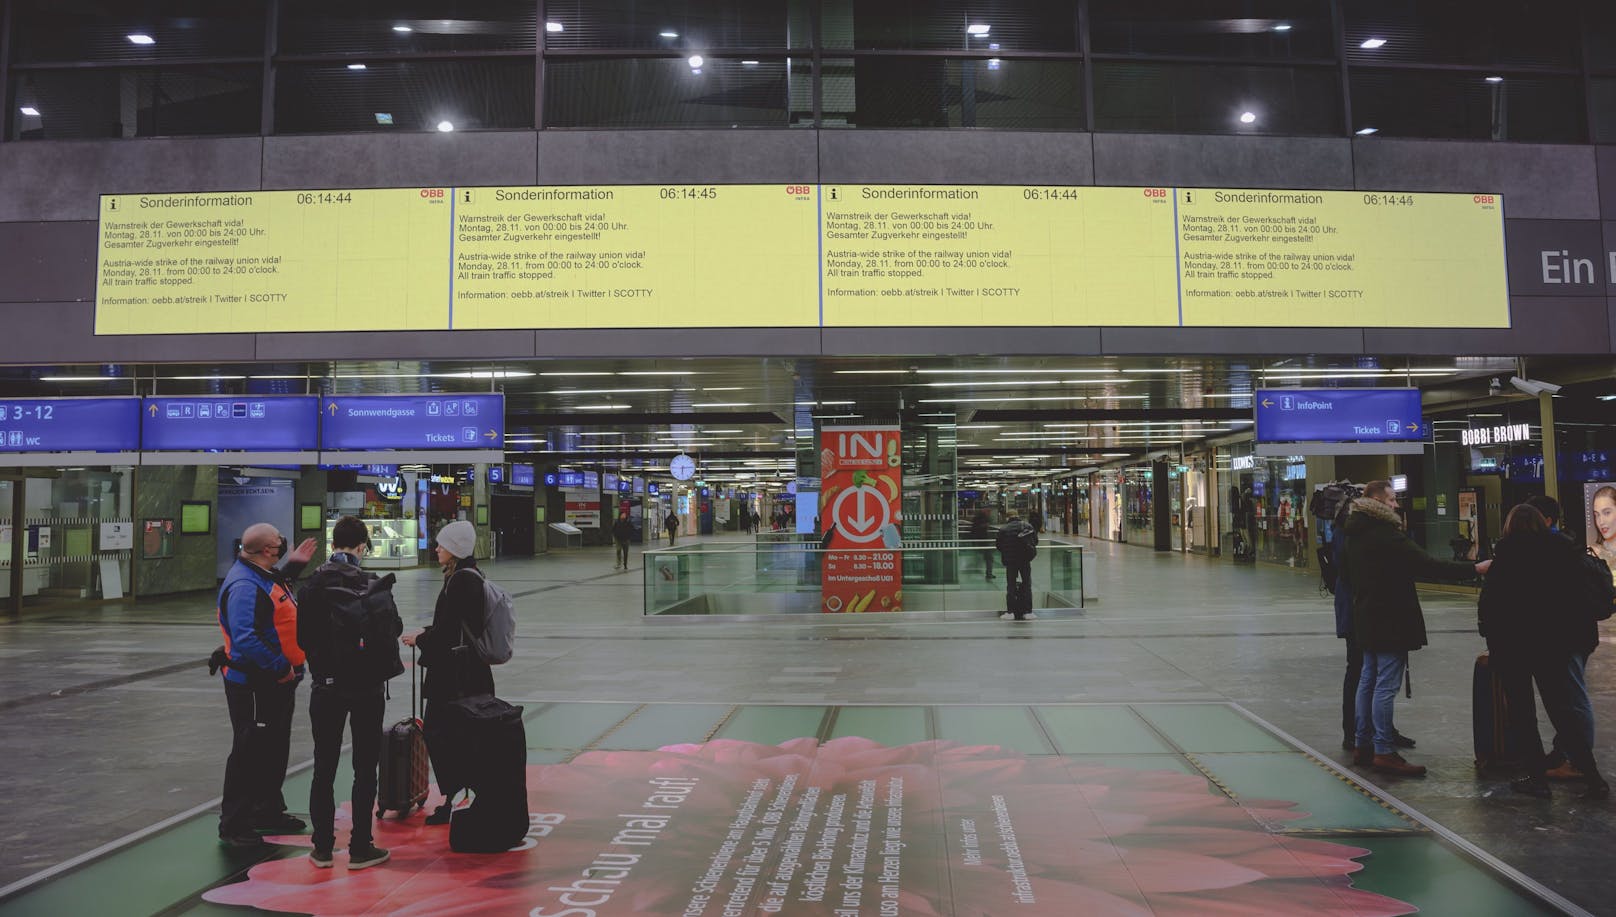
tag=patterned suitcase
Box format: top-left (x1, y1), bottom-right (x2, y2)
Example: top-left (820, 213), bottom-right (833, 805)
top-left (377, 648), bottom-right (429, 818)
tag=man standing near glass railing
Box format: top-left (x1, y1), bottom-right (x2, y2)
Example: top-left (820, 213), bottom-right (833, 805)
top-left (997, 513), bottom-right (1039, 621)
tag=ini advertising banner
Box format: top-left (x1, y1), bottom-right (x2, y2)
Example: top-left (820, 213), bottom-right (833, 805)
top-left (820, 426), bottom-right (902, 613)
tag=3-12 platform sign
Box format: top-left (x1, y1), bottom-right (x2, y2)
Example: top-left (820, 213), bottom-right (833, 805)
top-left (820, 426), bottom-right (902, 613)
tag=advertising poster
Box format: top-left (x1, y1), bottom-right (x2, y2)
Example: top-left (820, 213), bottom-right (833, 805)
top-left (820, 426), bottom-right (902, 613)
top-left (1456, 489), bottom-right (1481, 561)
top-left (1585, 482), bottom-right (1616, 577)
top-left (565, 490), bottom-right (601, 528)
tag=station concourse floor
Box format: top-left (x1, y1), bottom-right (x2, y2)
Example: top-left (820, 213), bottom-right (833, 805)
top-left (0, 534), bottom-right (1610, 916)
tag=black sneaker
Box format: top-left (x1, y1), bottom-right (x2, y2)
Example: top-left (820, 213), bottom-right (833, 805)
top-left (220, 831), bottom-right (266, 848)
top-left (424, 803), bottom-right (453, 826)
top-left (254, 813), bottom-right (307, 833)
top-left (1391, 732), bottom-right (1416, 749)
top-left (349, 844), bottom-right (390, 870)
top-left (1510, 776), bottom-right (1552, 799)
top-left (309, 847), bottom-right (334, 868)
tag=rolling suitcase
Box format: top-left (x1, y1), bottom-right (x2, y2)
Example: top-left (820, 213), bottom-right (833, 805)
top-left (448, 694), bottom-right (529, 853)
top-left (1472, 652), bottom-right (1517, 769)
top-left (377, 647), bottom-right (429, 818)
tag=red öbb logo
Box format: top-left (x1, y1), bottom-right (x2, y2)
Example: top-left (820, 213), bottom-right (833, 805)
top-left (1143, 188), bottom-right (1168, 198)
top-left (1472, 194), bottom-right (1496, 204)
top-left (420, 188), bottom-right (446, 198)
top-left (786, 185), bottom-right (812, 196)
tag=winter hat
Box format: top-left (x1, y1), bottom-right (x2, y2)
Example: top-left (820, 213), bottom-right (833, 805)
top-left (436, 520), bottom-right (477, 558)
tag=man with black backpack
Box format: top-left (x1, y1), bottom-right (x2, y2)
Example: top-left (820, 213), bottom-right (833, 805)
top-left (996, 513), bottom-right (1039, 621)
top-left (296, 516), bottom-right (403, 870)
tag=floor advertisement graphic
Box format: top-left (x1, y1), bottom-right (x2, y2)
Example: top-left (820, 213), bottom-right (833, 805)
top-left (0, 703), bottom-right (1563, 917)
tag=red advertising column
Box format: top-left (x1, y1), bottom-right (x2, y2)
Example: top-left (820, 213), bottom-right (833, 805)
top-left (820, 426), bottom-right (902, 612)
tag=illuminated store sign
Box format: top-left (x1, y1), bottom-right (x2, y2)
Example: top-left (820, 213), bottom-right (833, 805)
top-left (1460, 423), bottom-right (1531, 446)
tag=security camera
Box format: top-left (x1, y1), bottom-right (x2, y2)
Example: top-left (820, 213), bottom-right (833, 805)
top-left (1510, 376), bottom-right (1562, 396)
top-left (1488, 377), bottom-right (1503, 396)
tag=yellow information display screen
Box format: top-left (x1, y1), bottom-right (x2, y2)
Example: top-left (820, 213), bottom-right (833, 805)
top-left (820, 185), bottom-right (1179, 327)
top-left (96, 189), bottom-right (450, 334)
top-left (94, 184), bottom-right (1509, 333)
top-left (1177, 188), bottom-right (1508, 327)
top-left (450, 185), bottom-right (818, 329)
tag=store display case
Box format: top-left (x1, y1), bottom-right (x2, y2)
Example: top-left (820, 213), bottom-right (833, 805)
top-left (327, 517), bottom-right (419, 569)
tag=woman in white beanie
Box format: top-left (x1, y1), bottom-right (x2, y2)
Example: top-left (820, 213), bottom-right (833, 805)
top-left (401, 519), bottom-right (492, 825)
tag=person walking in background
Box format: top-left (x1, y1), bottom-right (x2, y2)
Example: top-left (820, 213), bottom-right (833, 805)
top-left (970, 508), bottom-right (995, 581)
top-left (664, 511), bottom-right (679, 546)
top-left (1344, 481), bottom-right (1484, 777)
top-left (402, 520), bottom-right (493, 826)
top-left (612, 510), bottom-right (634, 571)
top-left (1480, 504), bottom-right (1609, 800)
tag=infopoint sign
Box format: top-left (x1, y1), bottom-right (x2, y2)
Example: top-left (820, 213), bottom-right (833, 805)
top-left (1254, 388), bottom-right (1425, 444)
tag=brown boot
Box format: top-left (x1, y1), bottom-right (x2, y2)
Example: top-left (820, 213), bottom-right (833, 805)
top-left (1352, 746), bottom-right (1374, 766)
top-left (1372, 752), bottom-right (1427, 777)
top-left (1544, 762), bottom-right (1585, 781)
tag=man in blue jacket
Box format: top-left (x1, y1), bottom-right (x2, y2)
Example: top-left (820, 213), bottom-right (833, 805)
top-left (217, 523), bottom-right (316, 847)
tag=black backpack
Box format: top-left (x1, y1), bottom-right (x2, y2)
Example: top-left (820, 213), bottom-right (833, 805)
top-left (318, 571), bottom-right (405, 688)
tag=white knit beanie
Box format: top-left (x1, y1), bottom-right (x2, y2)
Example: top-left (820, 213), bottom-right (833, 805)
top-left (436, 520), bottom-right (477, 558)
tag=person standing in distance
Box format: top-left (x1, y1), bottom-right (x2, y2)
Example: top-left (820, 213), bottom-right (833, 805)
top-left (402, 520), bottom-right (492, 826)
top-left (296, 516), bottom-right (400, 869)
top-left (996, 512), bottom-right (1038, 621)
top-left (664, 511), bottom-right (679, 546)
top-left (216, 523), bottom-right (317, 846)
top-left (612, 509), bottom-right (635, 571)
top-left (1344, 481), bottom-right (1484, 777)
top-left (1525, 495), bottom-right (1599, 782)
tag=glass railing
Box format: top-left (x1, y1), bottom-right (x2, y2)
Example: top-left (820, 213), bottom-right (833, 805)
top-left (643, 540), bottom-right (1083, 617)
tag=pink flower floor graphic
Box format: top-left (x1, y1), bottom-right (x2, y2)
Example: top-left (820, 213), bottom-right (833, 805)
top-left (205, 737), bottom-right (1417, 916)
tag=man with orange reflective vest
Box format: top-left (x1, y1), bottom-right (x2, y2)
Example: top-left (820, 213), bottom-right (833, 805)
top-left (217, 522), bottom-right (317, 847)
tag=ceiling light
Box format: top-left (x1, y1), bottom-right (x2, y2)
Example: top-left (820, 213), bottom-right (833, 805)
top-left (1272, 23), bottom-right (1292, 32)
top-left (966, 23), bottom-right (991, 35)
top-left (834, 369), bottom-right (907, 375)
top-left (1102, 453), bottom-right (1131, 458)
top-left (540, 371), bottom-right (611, 376)
top-left (392, 25), bottom-right (413, 33)
top-left (39, 375), bottom-right (119, 382)
top-left (347, 63), bottom-right (367, 70)
top-left (1239, 111), bottom-right (1257, 124)
top-left (703, 429), bottom-right (743, 434)
top-left (693, 402), bottom-right (749, 408)
top-left (575, 404), bottom-right (630, 410)
top-left (435, 370), bottom-right (535, 379)
top-left (18, 106), bottom-right (39, 116)
top-left (436, 120), bottom-right (454, 132)
top-left (1484, 75), bottom-right (1504, 83)
top-left (742, 60), bottom-right (759, 66)
top-left (1356, 126), bottom-right (1378, 135)
top-left (618, 370), bottom-right (707, 376)
top-left (546, 21), bottom-right (564, 33)
top-left (550, 387), bottom-right (670, 395)
top-left (127, 33), bottom-right (155, 45)
top-left (660, 30), bottom-right (679, 38)
top-left (987, 59), bottom-right (1000, 69)
top-left (374, 113), bottom-right (394, 124)
top-left (688, 55), bottom-right (704, 68)
top-left (169, 375), bottom-right (246, 381)
top-left (575, 431), bottom-right (623, 437)
top-left (700, 386), bottom-right (742, 392)
top-left (1360, 37), bottom-right (1386, 49)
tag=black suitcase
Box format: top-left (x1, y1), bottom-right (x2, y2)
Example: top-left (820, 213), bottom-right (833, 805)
top-left (1472, 652), bottom-right (1518, 769)
top-left (1008, 580), bottom-right (1033, 617)
top-left (448, 695), bottom-right (529, 853)
top-left (377, 648), bottom-right (429, 818)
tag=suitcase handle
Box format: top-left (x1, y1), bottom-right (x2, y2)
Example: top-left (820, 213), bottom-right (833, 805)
top-left (411, 643), bottom-right (420, 721)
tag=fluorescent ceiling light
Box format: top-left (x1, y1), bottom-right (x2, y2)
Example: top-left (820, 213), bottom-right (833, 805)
top-left (693, 403), bottom-right (750, 408)
top-left (1484, 75), bottom-right (1504, 83)
top-left (987, 59), bottom-right (1000, 69)
top-left (834, 369), bottom-right (907, 375)
top-left (540, 371), bottom-right (611, 377)
top-left (574, 404), bottom-right (630, 410)
top-left (703, 429), bottom-right (743, 434)
top-left (1272, 23), bottom-right (1293, 31)
top-left (436, 120), bottom-right (454, 132)
top-left (435, 370), bottom-right (534, 379)
top-left (742, 60), bottom-right (759, 66)
top-left (917, 368), bottom-right (1112, 374)
top-left (966, 23), bottom-right (991, 35)
top-left (546, 21), bottom-right (564, 33)
top-left (1102, 453), bottom-right (1132, 457)
top-left (701, 386), bottom-right (742, 392)
top-left (347, 63), bottom-right (367, 70)
top-left (575, 431), bottom-right (623, 437)
top-left (618, 370), bottom-right (707, 376)
top-left (1360, 37), bottom-right (1386, 49)
top-left (127, 33), bottom-right (156, 44)
top-left (18, 106), bottom-right (39, 116)
top-left (1239, 111), bottom-right (1257, 124)
top-left (39, 376), bottom-right (119, 382)
top-left (1121, 368), bottom-right (1193, 373)
top-left (1356, 127), bottom-right (1378, 135)
top-left (660, 30), bottom-right (679, 38)
top-left (549, 387), bottom-right (670, 395)
top-left (169, 375), bottom-right (246, 381)
top-left (392, 25), bottom-right (413, 33)
top-left (688, 55), bottom-right (704, 68)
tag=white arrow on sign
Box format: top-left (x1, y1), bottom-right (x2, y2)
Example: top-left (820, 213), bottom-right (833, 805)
top-left (831, 485), bottom-right (890, 543)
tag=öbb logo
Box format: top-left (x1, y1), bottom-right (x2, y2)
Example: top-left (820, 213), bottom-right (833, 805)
top-left (1472, 194), bottom-right (1496, 205)
top-left (420, 188), bottom-right (446, 199)
top-left (1142, 188), bottom-right (1168, 199)
top-left (785, 185), bottom-right (812, 196)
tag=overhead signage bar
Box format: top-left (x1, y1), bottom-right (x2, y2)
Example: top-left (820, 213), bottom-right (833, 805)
top-left (319, 394), bottom-right (504, 452)
top-left (0, 397), bottom-right (141, 465)
top-left (142, 395), bottom-right (319, 452)
top-left (96, 185), bottom-right (1509, 334)
top-left (1254, 387), bottom-right (1428, 456)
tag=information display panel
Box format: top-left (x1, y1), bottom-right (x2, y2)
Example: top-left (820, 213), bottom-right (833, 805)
top-left (1254, 388), bottom-right (1426, 443)
top-left (1177, 189), bottom-right (1507, 327)
top-left (820, 185), bottom-right (1179, 327)
top-left (450, 185), bottom-right (819, 329)
top-left (0, 397), bottom-right (140, 453)
top-left (142, 396), bottom-right (319, 452)
top-left (321, 394), bottom-right (504, 451)
top-left (96, 188), bottom-right (452, 334)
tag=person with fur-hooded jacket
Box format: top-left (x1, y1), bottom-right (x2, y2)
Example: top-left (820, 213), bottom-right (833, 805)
top-left (1343, 480), bottom-right (1484, 777)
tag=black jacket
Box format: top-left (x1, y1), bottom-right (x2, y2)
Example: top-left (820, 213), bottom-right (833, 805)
top-left (416, 558), bottom-right (494, 701)
top-left (612, 516), bottom-right (635, 543)
top-left (996, 520), bottom-right (1038, 564)
top-left (295, 554), bottom-right (398, 695)
top-left (1479, 530), bottom-right (1597, 659)
top-left (1343, 497), bottom-right (1474, 653)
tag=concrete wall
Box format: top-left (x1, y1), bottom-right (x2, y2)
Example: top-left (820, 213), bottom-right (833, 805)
top-left (1, 131), bottom-right (1612, 362)
top-left (133, 465), bottom-right (216, 597)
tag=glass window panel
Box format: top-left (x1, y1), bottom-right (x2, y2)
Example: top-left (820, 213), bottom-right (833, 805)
top-left (824, 58), bottom-right (1082, 129)
top-left (1093, 61), bottom-right (1339, 135)
top-left (1350, 69), bottom-right (1584, 143)
top-left (10, 0), bottom-right (265, 63)
top-left (275, 59), bottom-right (534, 134)
top-left (544, 58), bottom-right (793, 128)
top-left (11, 66), bottom-right (261, 140)
top-left (278, 0), bottom-right (537, 55)
top-left (826, 0), bottom-right (1077, 52)
top-left (1088, 0), bottom-right (1334, 60)
top-left (543, 0), bottom-right (801, 50)
top-left (1593, 78), bottom-right (1616, 144)
top-left (1343, 0), bottom-right (1581, 68)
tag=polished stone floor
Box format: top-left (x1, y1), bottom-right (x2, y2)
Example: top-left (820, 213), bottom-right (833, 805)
top-left (0, 534), bottom-right (1610, 915)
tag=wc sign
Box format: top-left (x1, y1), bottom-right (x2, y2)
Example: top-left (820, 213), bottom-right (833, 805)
top-left (820, 426), bottom-right (903, 613)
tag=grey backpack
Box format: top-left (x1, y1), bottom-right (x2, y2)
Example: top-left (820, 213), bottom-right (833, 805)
top-left (457, 569), bottom-right (516, 665)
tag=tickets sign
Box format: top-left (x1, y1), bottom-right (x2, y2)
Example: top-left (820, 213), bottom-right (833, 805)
top-left (820, 426), bottom-right (902, 614)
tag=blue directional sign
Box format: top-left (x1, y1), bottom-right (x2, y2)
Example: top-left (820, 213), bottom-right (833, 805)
top-left (320, 394), bottom-right (504, 451)
top-left (512, 463), bottom-right (535, 486)
top-left (1254, 388), bottom-right (1425, 443)
top-left (0, 397), bottom-right (140, 453)
top-left (488, 466), bottom-right (505, 484)
top-left (143, 396), bottom-right (319, 451)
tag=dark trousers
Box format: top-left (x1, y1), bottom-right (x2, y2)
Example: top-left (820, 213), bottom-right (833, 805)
top-left (220, 678), bottom-right (297, 837)
top-left (980, 548), bottom-right (995, 578)
top-left (615, 539), bottom-right (630, 567)
top-left (1343, 636), bottom-right (1364, 744)
top-left (1004, 560), bottom-right (1031, 619)
top-left (1499, 653), bottom-right (1600, 780)
top-left (423, 699), bottom-right (464, 799)
top-left (308, 686), bottom-right (385, 851)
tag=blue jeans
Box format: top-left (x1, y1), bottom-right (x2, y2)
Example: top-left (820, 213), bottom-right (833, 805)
top-left (1355, 650), bottom-right (1407, 755)
top-left (1557, 651), bottom-right (1595, 752)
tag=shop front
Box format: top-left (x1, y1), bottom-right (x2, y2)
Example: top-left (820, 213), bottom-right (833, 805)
top-left (1216, 443), bottom-right (1313, 568)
